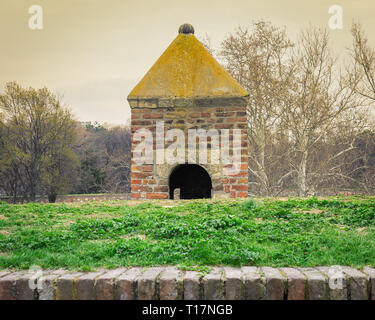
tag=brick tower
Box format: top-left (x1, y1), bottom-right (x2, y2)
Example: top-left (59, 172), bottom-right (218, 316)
top-left (128, 24), bottom-right (249, 200)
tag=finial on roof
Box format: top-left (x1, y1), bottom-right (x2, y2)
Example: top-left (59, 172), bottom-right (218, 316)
top-left (178, 23), bottom-right (194, 34)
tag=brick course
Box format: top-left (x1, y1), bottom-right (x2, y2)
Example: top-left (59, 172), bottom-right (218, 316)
top-left (1, 266), bottom-right (374, 300)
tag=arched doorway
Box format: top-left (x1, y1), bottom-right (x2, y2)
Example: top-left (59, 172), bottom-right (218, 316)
top-left (169, 164), bottom-right (212, 199)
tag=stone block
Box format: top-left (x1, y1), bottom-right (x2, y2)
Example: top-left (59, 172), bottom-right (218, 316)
top-left (261, 267), bottom-right (286, 300)
top-left (183, 271), bottom-right (201, 300)
top-left (316, 266), bottom-right (347, 300)
top-left (15, 274), bottom-right (37, 300)
top-left (0, 272), bottom-right (23, 300)
top-left (362, 267), bottom-right (375, 300)
top-left (56, 272), bottom-right (83, 300)
top-left (299, 268), bottom-right (328, 300)
top-left (342, 267), bottom-right (369, 300)
top-left (280, 268), bottom-right (306, 300)
top-left (202, 268), bottom-right (224, 300)
top-left (241, 267), bottom-right (264, 300)
top-left (76, 271), bottom-right (104, 300)
top-left (96, 269), bottom-right (126, 300)
top-left (159, 267), bottom-right (182, 300)
top-left (138, 267), bottom-right (164, 300)
top-left (224, 267), bottom-right (243, 300)
top-left (116, 268), bottom-right (142, 300)
top-left (37, 272), bottom-right (64, 300)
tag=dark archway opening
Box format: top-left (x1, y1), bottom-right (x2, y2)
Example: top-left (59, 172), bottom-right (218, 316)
top-left (169, 164), bottom-right (212, 199)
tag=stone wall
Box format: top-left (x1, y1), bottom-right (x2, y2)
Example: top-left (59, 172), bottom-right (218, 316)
top-left (0, 194), bottom-right (130, 204)
top-left (1, 266), bottom-right (374, 300)
top-left (131, 106), bottom-right (248, 200)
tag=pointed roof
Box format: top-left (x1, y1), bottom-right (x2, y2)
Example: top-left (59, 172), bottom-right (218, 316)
top-left (128, 24), bottom-right (248, 102)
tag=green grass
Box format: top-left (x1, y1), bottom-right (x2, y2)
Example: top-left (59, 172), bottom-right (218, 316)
top-left (0, 196), bottom-right (374, 271)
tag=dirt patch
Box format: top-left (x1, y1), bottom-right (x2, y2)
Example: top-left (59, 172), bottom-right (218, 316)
top-left (337, 224), bottom-right (345, 228)
top-left (0, 230), bottom-right (10, 235)
top-left (126, 200), bottom-right (179, 207)
top-left (125, 199), bottom-right (232, 207)
top-left (176, 211), bottom-right (190, 216)
top-left (356, 227), bottom-right (367, 234)
top-left (83, 213), bottom-right (123, 219)
top-left (55, 212), bottom-right (74, 216)
top-left (88, 239), bottom-right (113, 243)
top-left (0, 215), bottom-right (7, 220)
top-left (62, 198), bottom-right (244, 207)
top-left (120, 234), bottom-right (147, 240)
top-left (52, 220), bottom-right (75, 228)
top-left (88, 234), bottom-right (147, 243)
top-left (64, 220), bottom-right (75, 226)
top-left (302, 209), bottom-right (324, 214)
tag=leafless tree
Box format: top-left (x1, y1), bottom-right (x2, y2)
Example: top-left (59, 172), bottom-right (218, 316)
top-left (350, 22), bottom-right (375, 103)
top-left (220, 21), bottom-right (295, 195)
top-left (282, 27), bottom-right (366, 196)
top-left (72, 123), bottom-right (131, 194)
top-left (218, 22), bottom-right (374, 196)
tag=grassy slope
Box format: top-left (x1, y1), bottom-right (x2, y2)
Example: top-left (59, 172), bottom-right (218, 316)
top-left (0, 197), bottom-right (374, 271)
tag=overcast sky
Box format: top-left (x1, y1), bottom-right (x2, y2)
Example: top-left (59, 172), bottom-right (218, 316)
top-left (0, 0), bottom-right (374, 125)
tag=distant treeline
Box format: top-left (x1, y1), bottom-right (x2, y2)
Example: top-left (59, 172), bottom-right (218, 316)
top-left (71, 120), bottom-right (131, 196)
top-left (0, 82), bottom-right (131, 203)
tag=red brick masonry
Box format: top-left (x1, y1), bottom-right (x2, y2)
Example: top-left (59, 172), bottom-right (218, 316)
top-left (0, 266), bottom-right (374, 300)
top-left (131, 106), bottom-right (249, 200)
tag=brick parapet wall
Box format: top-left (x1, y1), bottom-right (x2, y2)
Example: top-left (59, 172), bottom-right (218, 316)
top-left (1, 266), bottom-right (374, 300)
top-left (131, 106), bottom-right (248, 200)
top-left (0, 194), bottom-right (131, 204)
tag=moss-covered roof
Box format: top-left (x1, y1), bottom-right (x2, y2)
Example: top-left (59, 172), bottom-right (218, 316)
top-left (128, 32), bottom-right (248, 100)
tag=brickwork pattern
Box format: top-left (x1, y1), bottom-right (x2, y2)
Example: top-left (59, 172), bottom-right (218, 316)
top-left (1, 266), bottom-right (374, 300)
top-left (131, 106), bottom-right (248, 200)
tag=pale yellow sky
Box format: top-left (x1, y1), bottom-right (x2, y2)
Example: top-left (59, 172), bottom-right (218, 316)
top-left (0, 0), bottom-right (374, 124)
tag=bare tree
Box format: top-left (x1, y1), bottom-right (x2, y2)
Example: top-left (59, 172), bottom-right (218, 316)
top-left (220, 21), bottom-right (295, 195)
top-left (283, 27), bottom-right (365, 196)
top-left (0, 116), bottom-right (25, 201)
top-left (199, 34), bottom-right (215, 56)
top-left (207, 22), bottom-right (375, 196)
top-left (71, 123), bottom-right (131, 194)
top-left (306, 108), bottom-right (373, 194)
top-left (101, 126), bottom-right (132, 193)
top-left (351, 22), bottom-right (375, 102)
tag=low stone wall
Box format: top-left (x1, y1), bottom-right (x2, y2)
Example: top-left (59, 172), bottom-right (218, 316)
top-left (0, 193), bottom-right (131, 204)
top-left (50, 194), bottom-right (131, 203)
top-left (0, 266), bottom-right (374, 300)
